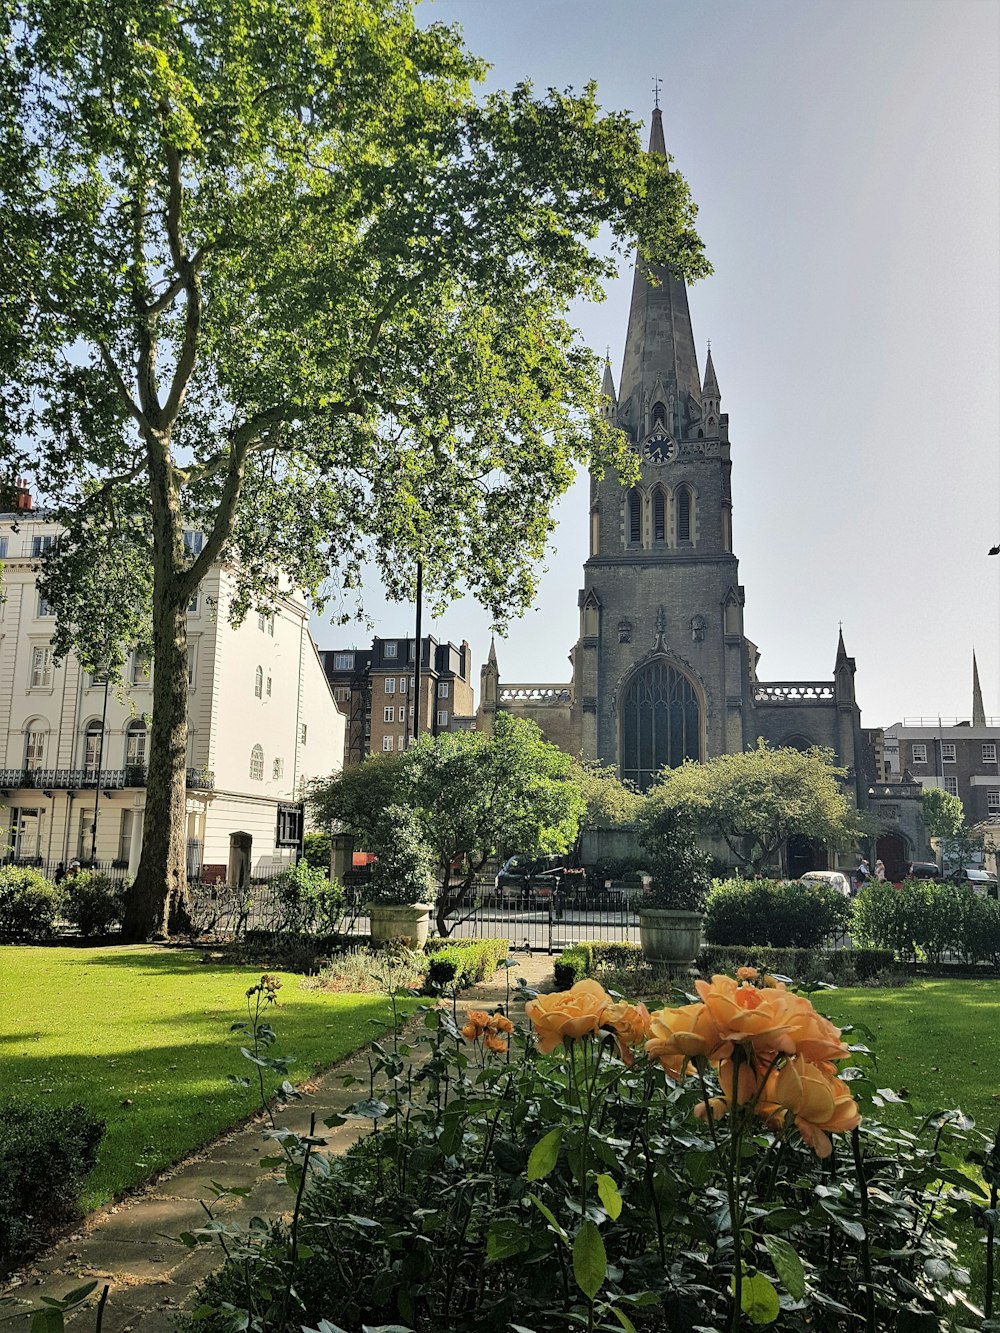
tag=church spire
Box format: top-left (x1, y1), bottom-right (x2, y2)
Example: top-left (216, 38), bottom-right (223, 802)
top-left (973, 650), bottom-right (986, 726)
top-left (702, 344), bottom-right (720, 400)
top-left (835, 624), bottom-right (849, 666)
top-left (616, 104), bottom-right (702, 442)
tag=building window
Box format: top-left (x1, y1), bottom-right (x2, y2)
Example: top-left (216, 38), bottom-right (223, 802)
top-left (272, 757), bottom-right (284, 779)
top-left (249, 744), bottom-right (264, 781)
top-left (24, 728), bottom-right (46, 770)
top-left (987, 789), bottom-right (1000, 813)
top-left (437, 709), bottom-right (448, 727)
top-left (267, 614), bottom-right (274, 636)
top-left (621, 659), bottom-right (700, 790)
top-left (31, 534), bottom-right (56, 556)
top-left (399, 734), bottom-right (405, 751)
top-left (943, 776), bottom-right (958, 797)
top-left (384, 705), bottom-right (394, 723)
top-left (984, 744), bottom-right (997, 764)
top-left (437, 681), bottom-right (449, 699)
top-left (187, 643), bottom-right (197, 687)
top-left (911, 743), bottom-right (927, 764)
top-left (266, 674), bottom-right (272, 697)
top-left (125, 720), bottom-right (148, 768)
top-left (299, 724), bottom-right (307, 745)
top-left (0, 538), bottom-right (7, 558)
top-left (187, 590), bottom-right (200, 614)
top-left (183, 530), bottom-right (204, 557)
top-left (118, 808), bottom-right (136, 863)
top-left (653, 488), bottom-right (666, 543)
top-left (382, 735), bottom-right (394, 752)
top-left (257, 613), bottom-right (266, 632)
top-left (9, 807), bottom-right (44, 860)
top-left (83, 720), bottom-right (103, 776)
top-left (255, 665), bottom-right (263, 698)
top-left (941, 743), bottom-right (956, 763)
top-left (627, 488), bottom-right (642, 545)
top-left (29, 645), bottom-right (53, 689)
top-left (399, 676), bottom-right (407, 694)
top-left (333, 653), bottom-right (353, 670)
top-left (78, 808), bottom-right (95, 861)
top-left (676, 486), bottom-right (692, 543)
top-left (384, 640), bottom-right (398, 659)
top-left (334, 686), bottom-right (351, 703)
top-left (130, 651), bottom-right (150, 687)
top-left (384, 677), bottom-right (396, 694)
top-left (276, 803), bottom-right (302, 847)
top-left (36, 593), bottom-right (52, 617)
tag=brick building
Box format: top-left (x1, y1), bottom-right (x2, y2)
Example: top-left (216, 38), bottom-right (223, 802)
top-left (322, 636), bottom-right (475, 766)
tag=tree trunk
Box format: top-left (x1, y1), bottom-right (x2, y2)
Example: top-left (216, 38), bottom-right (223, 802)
top-left (436, 865), bottom-right (454, 938)
top-left (121, 443), bottom-right (190, 940)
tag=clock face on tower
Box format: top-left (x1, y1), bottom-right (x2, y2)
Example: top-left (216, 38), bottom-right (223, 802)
top-left (642, 433), bottom-right (677, 464)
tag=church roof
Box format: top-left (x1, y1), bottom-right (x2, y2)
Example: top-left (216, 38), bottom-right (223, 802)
top-left (616, 106), bottom-right (702, 436)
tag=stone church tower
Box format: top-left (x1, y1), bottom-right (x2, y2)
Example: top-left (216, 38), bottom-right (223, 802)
top-left (485, 104), bottom-right (868, 818)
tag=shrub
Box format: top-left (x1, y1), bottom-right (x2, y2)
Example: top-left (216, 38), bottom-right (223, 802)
top-left (367, 806), bottom-right (437, 905)
top-left (852, 879), bottom-right (1000, 967)
top-left (0, 1099), bottom-right (104, 1262)
top-left (311, 944), bottom-right (427, 993)
top-left (553, 940), bottom-right (645, 989)
top-left (636, 801), bottom-right (712, 911)
top-left (301, 832), bottom-right (332, 871)
top-left (704, 877), bottom-right (850, 949)
top-left (423, 937), bottom-right (510, 991)
top-left (270, 860), bottom-right (346, 934)
top-left (62, 871), bottom-right (126, 936)
top-left (0, 866), bottom-right (61, 942)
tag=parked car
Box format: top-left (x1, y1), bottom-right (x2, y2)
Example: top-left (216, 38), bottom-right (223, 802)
top-left (799, 870), bottom-right (851, 898)
top-left (907, 861), bottom-right (942, 881)
top-left (947, 867), bottom-right (999, 898)
top-left (495, 855), bottom-right (566, 903)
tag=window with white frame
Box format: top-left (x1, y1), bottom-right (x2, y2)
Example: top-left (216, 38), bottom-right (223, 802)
top-left (987, 789), bottom-right (1000, 812)
top-left (255, 665), bottom-right (263, 698)
top-left (249, 744), bottom-right (264, 781)
top-left (187, 590), bottom-right (200, 614)
top-left (0, 537), bottom-right (7, 559)
top-left (83, 720), bottom-right (102, 775)
top-left (911, 743), bottom-right (927, 764)
top-left (399, 676), bottom-right (407, 694)
top-left (984, 744), bottom-right (998, 764)
top-left (266, 674), bottom-right (272, 697)
top-left (118, 808), bottom-right (136, 863)
top-left (384, 640), bottom-right (397, 659)
top-left (399, 734), bottom-right (405, 751)
top-left (267, 614), bottom-right (274, 636)
top-left (183, 530), bottom-right (204, 557)
top-left (77, 808), bottom-right (95, 861)
top-left (31, 534), bottom-right (56, 556)
top-left (299, 723), bottom-right (307, 745)
top-left (437, 709), bottom-right (448, 727)
top-left (24, 727), bottom-right (46, 770)
top-left (384, 677), bottom-right (396, 694)
top-left (125, 720), bottom-right (148, 768)
top-left (36, 593), bottom-right (52, 617)
top-left (129, 651), bottom-right (150, 686)
top-left (257, 612), bottom-right (267, 632)
top-left (333, 653), bottom-right (353, 670)
top-left (943, 776), bottom-right (959, 796)
top-left (187, 642), bottom-right (197, 687)
top-left (942, 743), bottom-right (957, 763)
top-left (383, 705), bottom-right (394, 723)
top-left (272, 757), bottom-right (284, 779)
top-left (29, 644), bottom-right (53, 688)
top-left (437, 680), bottom-right (450, 698)
top-left (382, 735), bottom-right (394, 752)
top-left (334, 686), bottom-right (351, 703)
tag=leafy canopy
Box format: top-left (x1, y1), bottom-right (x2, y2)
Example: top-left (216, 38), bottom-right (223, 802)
top-left (920, 786), bottom-right (965, 841)
top-left (648, 741), bottom-right (861, 872)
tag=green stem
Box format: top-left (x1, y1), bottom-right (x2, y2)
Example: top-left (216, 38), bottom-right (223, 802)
top-left (851, 1127), bottom-right (875, 1333)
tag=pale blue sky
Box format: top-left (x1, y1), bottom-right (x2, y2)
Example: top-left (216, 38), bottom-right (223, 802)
top-left (313, 0), bottom-right (1000, 727)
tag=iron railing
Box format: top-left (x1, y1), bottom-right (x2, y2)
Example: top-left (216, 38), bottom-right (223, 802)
top-left (0, 765), bottom-right (215, 791)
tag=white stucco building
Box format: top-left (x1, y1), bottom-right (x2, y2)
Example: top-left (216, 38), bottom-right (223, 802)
top-left (0, 503), bottom-right (345, 879)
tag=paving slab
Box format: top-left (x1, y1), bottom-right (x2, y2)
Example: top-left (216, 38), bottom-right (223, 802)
top-left (2, 951), bottom-right (555, 1331)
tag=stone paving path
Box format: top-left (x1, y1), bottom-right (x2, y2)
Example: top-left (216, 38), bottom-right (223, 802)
top-left (2, 952), bottom-right (555, 1332)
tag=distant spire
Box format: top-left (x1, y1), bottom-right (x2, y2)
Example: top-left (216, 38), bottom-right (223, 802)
top-left (835, 624), bottom-right (848, 666)
top-left (488, 635), bottom-right (498, 666)
top-left (973, 650), bottom-right (986, 726)
top-left (648, 104), bottom-right (666, 158)
top-left (702, 344), bottom-right (720, 400)
top-left (601, 356), bottom-right (617, 402)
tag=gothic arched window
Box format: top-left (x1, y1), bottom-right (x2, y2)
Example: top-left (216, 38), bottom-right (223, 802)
top-left (255, 665), bottom-right (263, 699)
top-left (620, 660), bottom-right (701, 790)
top-left (627, 488), bottom-right (642, 545)
top-left (651, 401), bottom-right (666, 428)
top-left (652, 488), bottom-right (666, 544)
top-left (677, 486), bottom-right (692, 544)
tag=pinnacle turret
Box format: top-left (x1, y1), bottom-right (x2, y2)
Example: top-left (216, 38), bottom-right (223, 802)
top-left (973, 650), bottom-right (986, 726)
top-left (702, 345), bottom-right (720, 400)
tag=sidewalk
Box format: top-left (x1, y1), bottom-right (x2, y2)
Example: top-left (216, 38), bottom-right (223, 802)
top-left (2, 952), bottom-right (555, 1332)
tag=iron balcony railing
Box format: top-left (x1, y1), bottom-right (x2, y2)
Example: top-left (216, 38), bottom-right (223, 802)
top-left (0, 765), bottom-right (215, 791)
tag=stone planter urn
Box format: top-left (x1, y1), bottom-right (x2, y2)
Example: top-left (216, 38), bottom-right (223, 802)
top-left (638, 908), bottom-right (703, 965)
top-left (368, 902), bottom-right (434, 950)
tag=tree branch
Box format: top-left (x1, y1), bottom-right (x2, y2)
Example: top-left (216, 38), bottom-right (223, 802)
top-left (160, 137), bottom-right (201, 426)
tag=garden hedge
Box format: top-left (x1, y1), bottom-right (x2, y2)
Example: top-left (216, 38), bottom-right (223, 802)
top-left (423, 937), bottom-right (510, 991)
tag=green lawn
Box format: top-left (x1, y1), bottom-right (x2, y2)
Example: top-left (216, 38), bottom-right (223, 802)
top-left (818, 979), bottom-right (1000, 1132)
top-left (0, 945), bottom-right (417, 1209)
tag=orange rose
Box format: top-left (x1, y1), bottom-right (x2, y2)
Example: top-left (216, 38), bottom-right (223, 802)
top-left (489, 1014), bottom-right (514, 1034)
top-left (602, 999), bottom-right (650, 1065)
top-left (692, 1057), bottom-right (775, 1123)
top-left (735, 966), bottom-right (759, 982)
top-left (646, 1002), bottom-right (723, 1067)
top-left (484, 1032), bottom-right (508, 1054)
top-left (694, 975), bottom-right (794, 1057)
top-left (779, 993), bottom-right (850, 1064)
top-left (466, 1009), bottom-right (491, 1029)
top-left (765, 1057), bottom-right (860, 1158)
top-left (525, 979), bottom-right (611, 1055)
top-left (460, 1021), bottom-right (479, 1041)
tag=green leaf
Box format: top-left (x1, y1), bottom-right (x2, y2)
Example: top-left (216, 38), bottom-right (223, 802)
top-left (527, 1127), bottom-right (564, 1181)
top-left (30, 1310), bottom-right (64, 1333)
top-left (596, 1173), bottom-right (622, 1220)
top-left (611, 1307), bottom-right (638, 1333)
top-left (486, 1220), bottom-right (531, 1261)
top-left (763, 1235), bottom-right (806, 1300)
top-left (572, 1219), bottom-right (607, 1301)
top-left (684, 1149), bottom-right (715, 1189)
top-left (737, 1271), bottom-right (780, 1325)
top-left (528, 1193), bottom-right (569, 1241)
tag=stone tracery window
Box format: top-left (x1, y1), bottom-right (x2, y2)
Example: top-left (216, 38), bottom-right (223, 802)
top-left (620, 659), bottom-right (700, 790)
top-left (676, 485), bottom-right (692, 543)
top-left (627, 488), bottom-right (642, 545)
top-left (652, 487), bottom-right (666, 544)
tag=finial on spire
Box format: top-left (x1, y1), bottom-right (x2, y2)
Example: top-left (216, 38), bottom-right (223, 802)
top-left (652, 75), bottom-right (662, 110)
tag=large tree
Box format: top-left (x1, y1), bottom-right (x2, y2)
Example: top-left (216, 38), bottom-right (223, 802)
top-left (0, 0), bottom-right (708, 939)
top-left (920, 786), bottom-right (965, 841)
top-left (647, 742), bottom-right (862, 873)
top-left (308, 714), bottom-right (585, 936)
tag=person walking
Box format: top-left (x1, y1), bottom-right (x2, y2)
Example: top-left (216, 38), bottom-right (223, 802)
top-left (874, 858), bottom-right (886, 882)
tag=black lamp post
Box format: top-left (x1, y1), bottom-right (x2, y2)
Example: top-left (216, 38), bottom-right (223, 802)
top-left (89, 673), bottom-right (110, 868)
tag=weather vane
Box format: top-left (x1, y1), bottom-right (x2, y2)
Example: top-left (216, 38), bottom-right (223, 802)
top-left (652, 75), bottom-right (662, 110)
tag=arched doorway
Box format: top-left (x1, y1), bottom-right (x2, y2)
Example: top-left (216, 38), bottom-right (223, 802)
top-left (876, 832), bottom-right (909, 884)
top-left (620, 658), bottom-right (701, 790)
